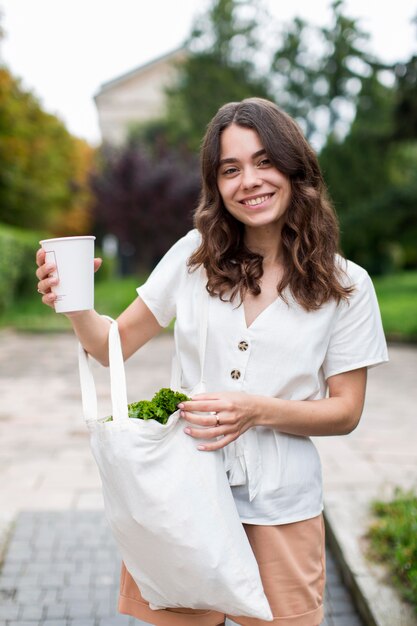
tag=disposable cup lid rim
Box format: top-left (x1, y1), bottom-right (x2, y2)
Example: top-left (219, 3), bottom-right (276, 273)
top-left (40, 236), bottom-right (96, 244)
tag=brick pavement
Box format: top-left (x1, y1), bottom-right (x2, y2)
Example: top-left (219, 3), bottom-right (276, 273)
top-left (0, 510), bottom-right (362, 626)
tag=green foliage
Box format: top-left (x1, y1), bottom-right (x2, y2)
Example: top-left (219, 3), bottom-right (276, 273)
top-left (393, 55), bottom-right (417, 141)
top-left (373, 272), bottom-right (417, 340)
top-left (320, 73), bottom-right (417, 274)
top-left (109, 388), bottom-right (190, 425)
top-left (319, 0), bottom-right (377, 130)
top-left (0, 223), bottom-right (44, 313)
top-left (0, 67), bottom-right (94, 234)
top-left (0, 274), bottom-right (171, 332)
top-left (368, 489), bottom-right (417, 611)
top-left (164, 0), bottom-right (273, 150)
top-left (320, 74), bottom-right (395, 212)
top-left (93, 276), bottom-right (146, 317)
top-left (271, 0), bottom-right (380, 143)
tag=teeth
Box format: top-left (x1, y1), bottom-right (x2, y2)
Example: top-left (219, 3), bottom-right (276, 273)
top-left (243, 195), bottom-right (270, 206)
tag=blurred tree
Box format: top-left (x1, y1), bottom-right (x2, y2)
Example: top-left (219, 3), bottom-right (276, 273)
top-left (134, 0), bottom-right (384, 152)
top-left (0, 67), bottom-right (93, 233)
top-left (90, 140), bottom-right (200, 272)
top-left (320, 70), bottom-right (417, 273)
top-left (270, 16), bottom-right (320, 140)
top-left (51, 137), bottom-right (95, 236)
top-left (271, 0), bottom-right (381, 145)
top-left (164, 0), bottom-right (273, 150)
top-left (392, 54), bottom-right (417, 140)
top-left (320, 72), bottom-right (395, 210)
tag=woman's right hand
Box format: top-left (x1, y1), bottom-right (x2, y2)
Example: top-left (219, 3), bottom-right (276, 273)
top-left (35, 248), bottom-right (102, 310)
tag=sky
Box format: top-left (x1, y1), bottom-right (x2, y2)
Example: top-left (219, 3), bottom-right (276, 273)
top-left (1, 0), bottom-right (416, 145)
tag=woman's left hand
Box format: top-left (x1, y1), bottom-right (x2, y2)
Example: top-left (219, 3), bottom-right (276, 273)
top-left (178, 392), bottom-right (258, 451)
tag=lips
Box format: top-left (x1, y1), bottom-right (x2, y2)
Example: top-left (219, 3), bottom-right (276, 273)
top-left (240, 193), bottom-right (274, 207)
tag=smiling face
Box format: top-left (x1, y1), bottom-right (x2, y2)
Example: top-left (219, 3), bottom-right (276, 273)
top-left (216, 124), bottom-right (292, 236)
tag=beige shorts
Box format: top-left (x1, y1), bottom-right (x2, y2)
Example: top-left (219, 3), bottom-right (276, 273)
top-left (118, 514), bottom-right (325, 626)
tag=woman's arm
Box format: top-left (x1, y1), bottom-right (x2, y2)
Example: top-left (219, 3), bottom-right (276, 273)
top-left (35, 248), bottom-right (162, 365)
top-left (179, 367), bottom-right (367, 451)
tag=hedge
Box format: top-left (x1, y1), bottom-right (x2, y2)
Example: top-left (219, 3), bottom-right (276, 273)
top-left (0, 224), bottom-right (45, 313)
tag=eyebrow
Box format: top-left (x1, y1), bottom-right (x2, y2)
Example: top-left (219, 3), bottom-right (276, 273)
top-left (218, 149), bottom-right (267, 167)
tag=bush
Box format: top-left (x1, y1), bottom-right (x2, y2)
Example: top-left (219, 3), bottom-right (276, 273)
top-left (373, 271), bottom-right (417, 340)
top-left (0, 224), bottom-right (44, 313)
top-left (368, 489), bottom-right (417, 611)
top-left (90, 142), bottom-right (199, 273)
top-left (0, 68), bottom-right (94, 234)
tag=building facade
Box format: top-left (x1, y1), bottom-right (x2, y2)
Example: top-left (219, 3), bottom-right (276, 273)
top-left (94, 48), bottom-right (186, 146)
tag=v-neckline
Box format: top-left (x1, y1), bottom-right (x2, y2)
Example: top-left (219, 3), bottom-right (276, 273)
top-left (241, 296), bottom-right (280, 330)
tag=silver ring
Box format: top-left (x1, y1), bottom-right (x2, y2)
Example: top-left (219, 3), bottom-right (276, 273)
top-left (215, 413), bottom-right (220, 427)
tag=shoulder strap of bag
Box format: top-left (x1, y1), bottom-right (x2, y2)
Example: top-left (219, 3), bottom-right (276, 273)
top-left (79, 268), bottom-right (209, 423)
top-left (78, 341), bottom-right (97, 423)
top-left (78, 316), bottom-right (128, 423)
top-left (198, 270), bottom-right (210, 389)
top-left (108, 318), bottom-right (129, 421)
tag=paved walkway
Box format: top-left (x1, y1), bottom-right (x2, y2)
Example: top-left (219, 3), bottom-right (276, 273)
top-left (313, 342), bottom-right (417, 626)
top-left (0, 510), bottom-right (359, 626)
top-left (0, 329), bottom-right (416, 625)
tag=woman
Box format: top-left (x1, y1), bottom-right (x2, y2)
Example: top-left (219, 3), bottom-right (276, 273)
top-left (36, 98), bottom-right (388, 626)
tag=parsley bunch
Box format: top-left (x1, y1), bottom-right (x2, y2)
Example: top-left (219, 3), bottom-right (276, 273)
top-left (108, 388), bottom-right (190, 425)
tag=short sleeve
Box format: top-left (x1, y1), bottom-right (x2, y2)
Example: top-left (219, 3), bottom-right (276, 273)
top-left (322, 266), bottom-right (389, 379)
top-left (137, 229), bottom-right (200, 327)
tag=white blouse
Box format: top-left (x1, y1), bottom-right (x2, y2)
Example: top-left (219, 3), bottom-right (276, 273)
top-left (137, 229), bottom-right (388, 525)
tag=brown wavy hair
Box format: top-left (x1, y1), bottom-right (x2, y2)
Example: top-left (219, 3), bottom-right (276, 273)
top-left (188, 97), bottom-right (353, 310)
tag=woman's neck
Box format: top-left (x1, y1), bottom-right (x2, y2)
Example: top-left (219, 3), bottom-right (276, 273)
top-left (244, 225), bottom-right (284, 266)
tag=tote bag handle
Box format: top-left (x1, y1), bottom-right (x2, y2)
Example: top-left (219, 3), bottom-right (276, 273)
top-left (197, 275), bottom-right (209, 389)
top-left (79, 273), bottom-right (209, 423)
top-left (78, 316), bottom-right (128, 423)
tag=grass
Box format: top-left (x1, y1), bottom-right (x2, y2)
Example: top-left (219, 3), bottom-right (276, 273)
top-left (367, 489), bottom-right (417, 613)
top-left (1, 270), bottom-right (416, 338)
top-left (373, 272), bottom-right (417, 341)
top-left (0, 276), bottom-right (142, 332)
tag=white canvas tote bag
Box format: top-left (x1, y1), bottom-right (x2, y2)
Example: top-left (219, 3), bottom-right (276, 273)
top-left (78, 315), bottom-right (272, 620)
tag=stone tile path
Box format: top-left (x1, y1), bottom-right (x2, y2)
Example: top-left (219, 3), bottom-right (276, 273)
top-left (0, 511), bottom-right (362, 626)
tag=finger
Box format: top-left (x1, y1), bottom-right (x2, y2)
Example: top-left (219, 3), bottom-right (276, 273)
top-left (94, 257), bottom-right (102, 273)
top-left (197, 433), bottom-right (238, 452)
top-left (183, 424), bottom-right (230, 440)
top-left (180, 410), bottom-right (221, 427)
top-left (37, 275), bottom-right (58, 295)
top-left (41, 292), bottom-right (57, 309)
top-left (180, 400), bottom-right (222, 413)
top-left (35, 262), bottom-right (56, 281)
top-left (35, 248), bottom-right (46, 268)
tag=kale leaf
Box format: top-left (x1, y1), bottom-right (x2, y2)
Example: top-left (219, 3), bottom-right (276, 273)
top-left (107, 388), bottom-right (190, 425)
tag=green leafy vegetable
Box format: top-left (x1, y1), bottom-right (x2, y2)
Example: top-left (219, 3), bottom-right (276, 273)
top-left (107, 388), bottom-right (190, 424)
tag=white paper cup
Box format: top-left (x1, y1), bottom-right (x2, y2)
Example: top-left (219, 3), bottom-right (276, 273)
top-left (40, 236), bottom-right (96, 313)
